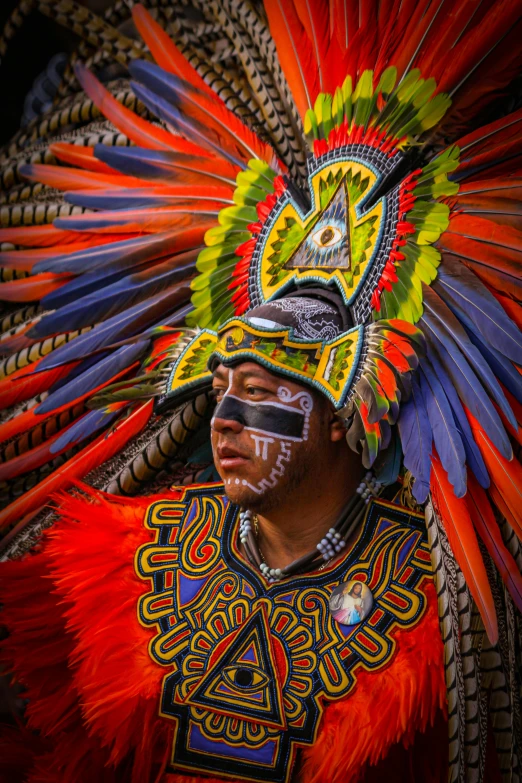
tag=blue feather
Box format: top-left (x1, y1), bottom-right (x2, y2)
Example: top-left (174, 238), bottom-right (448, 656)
top-left (435, 262), bottom-right (522, 364)
top-left (34, 231), bottom-right (178, 275)
top-left (397, 374), bottom-right (432, 503)
top-left (53, 207), bottom-right (217, 234)
top-left (64, 189), bottom-right (229, 212)
top-left (48, 352), bottom-right (109, 393)
top-left (465, 327), bottom-right (522, 405)
top-left (129, 60), bottom-right (252, 167)
top-left (33, 287), bottom-right (190, 372)
top-left (50, 408), bottom-right (120, 453)
top-left (433, 283), bottom-right (522, 405)
top-left (423, 348), bottom-right (490, 489)
top-left (36, 342), bottom-right (149, 415)
top-left (422, 286), bottom-right (517, 431)
top-left (33, 257), bottom-right (196, 337)
top-left (93, 145), bottom-right (224, 183)
top-left (130, 80), bottom-right (246, 170)
top-left (373, 434), bottom-right (403, 486)
top-left (421, 312), bottom-right (512, 459)
top-left (419, 364), bottom-right (467, 497)
top-left (42, 267), bottom-right (139, 311)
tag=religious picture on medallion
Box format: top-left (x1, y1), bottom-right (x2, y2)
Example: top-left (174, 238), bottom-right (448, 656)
top-left (329, 581), bottom-right (373, 626)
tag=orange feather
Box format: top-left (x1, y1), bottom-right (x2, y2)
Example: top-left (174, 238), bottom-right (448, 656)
top-left (466, 408), bottom-right (522, 540)
top-left (0, 236), bottom-right (136, 272)
top-left (0, 272), bottom-right (72, 302)
top-left (264, 0), bottom-right (318, 116)
top-left (50, 142), bottom-right (121, 174)
top-left (430, 453), bottom-right (498, 644)
top-left (0, 401), bottom-right (153, 529)
top-left (0, 224), bottom-right (136, 248)
top-left (20, 163), bottom-right (158, 192)
top-left (0, 359), bottom-right (77, 411)
top-left (132, 5), bottom-right (215, 98)
top-left (76, 63), bottom-right (209, 157)
top-left (465, 475), bottom-right (522, 613)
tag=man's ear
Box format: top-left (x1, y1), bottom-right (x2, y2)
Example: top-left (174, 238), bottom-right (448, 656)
top-left (329, 413), bottom-right (347, 442)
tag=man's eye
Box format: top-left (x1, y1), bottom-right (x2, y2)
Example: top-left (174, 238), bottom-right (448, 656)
top-left (246, 386), bottom-right (266, 397)
top-left (211, 388), bottom-right (225, 401)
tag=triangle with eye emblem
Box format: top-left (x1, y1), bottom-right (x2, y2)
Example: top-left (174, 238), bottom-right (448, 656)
top-left (286, 178), bottom-right (351, 270)
top-left (184, 604), bottom-right (287, 729)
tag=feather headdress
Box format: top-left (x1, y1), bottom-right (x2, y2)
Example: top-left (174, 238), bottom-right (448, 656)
top-left (0, 0), bottom-right (522, 779)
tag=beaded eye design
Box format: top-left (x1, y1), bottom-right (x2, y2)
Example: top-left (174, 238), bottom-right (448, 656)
top-left (310, 225), bottom-right (343, 248)
top-left (223, 665), bottom-right (269, 691)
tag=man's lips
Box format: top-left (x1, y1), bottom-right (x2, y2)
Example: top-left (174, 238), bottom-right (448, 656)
top-left (217, 445), bottom-right (251, 469)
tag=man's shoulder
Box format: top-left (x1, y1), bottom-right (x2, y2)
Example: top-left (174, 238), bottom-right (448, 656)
top-left (145, 481), bottom-right (228, 512)
top-left (141, 481), bottom-right (232, 534)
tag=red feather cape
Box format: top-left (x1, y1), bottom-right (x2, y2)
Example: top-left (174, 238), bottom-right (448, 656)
top-left (1, 485), bottom-right (449, 783)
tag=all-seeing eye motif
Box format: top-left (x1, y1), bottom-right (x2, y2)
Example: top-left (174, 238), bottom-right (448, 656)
top-left (249, 150), bottom-right (404, 325)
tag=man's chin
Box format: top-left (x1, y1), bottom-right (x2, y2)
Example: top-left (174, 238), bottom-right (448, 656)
top-left (220, 475), bottom-right (275, 510)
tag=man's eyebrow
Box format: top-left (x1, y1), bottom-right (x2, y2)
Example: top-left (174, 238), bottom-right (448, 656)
top-left (212, 367), bottom-right (229, 381)
top-left (233, 367), bottom-right (276, 383)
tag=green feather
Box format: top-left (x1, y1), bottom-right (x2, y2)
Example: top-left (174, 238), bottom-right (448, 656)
top-left (353, 70), bottom-right (374, 127)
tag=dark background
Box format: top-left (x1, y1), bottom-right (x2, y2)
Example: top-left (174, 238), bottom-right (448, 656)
top-left (0, 0), bottom-right (115, 146)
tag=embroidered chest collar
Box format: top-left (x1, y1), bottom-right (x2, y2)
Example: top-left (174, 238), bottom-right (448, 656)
top-left (135, 484), bottom-right (432, 783)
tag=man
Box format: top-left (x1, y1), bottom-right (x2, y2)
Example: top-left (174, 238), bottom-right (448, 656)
top-left (1, 2), bottom-right (521, 779)
top-left (210, 358), bottom-right (361, 570)
top-left (1, 297), bottom-right (450, 783)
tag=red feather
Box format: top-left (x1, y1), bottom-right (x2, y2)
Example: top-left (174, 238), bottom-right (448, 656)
top-left (0, 236), bottom-right (134, 273)
top-left (0, 272), bottom-right (72, 302)
top-left (56, 209), bottom-right (217, 234)
top-left (0, 358), bottom-right (77, 410)
top-left (75, 63), bottom-right (209, 156)
top-left (0, 224), bottom-right (135, 248)
top-left (0, 401), bottom-right (153, 530)
top-left (295, 0), bottom-right (334, 93)
top-left (430, 453), bottom-right (498, 644)
top-left (466, 409), bottom-right (522, 540)
top-left (132, 5), bottom-right (215, 98)
top-left (20, 163), bottom-right (157, 192)
top-left (0, 421), bottom-right (76, 481)
top-left (50, 142), bottom-right (121, 174)
top-left (490, 290), bottom-right (522, 330)
top-left (457, 107), bottom-right (522, 157)
top-left (436, 0), bottom-right (522, 94)
top-left (300, 581), bottom-right (446, 783)
top-left (264, 0), bottom-right (318, 116)
top-left (465, 475), bottom-right (522, 613)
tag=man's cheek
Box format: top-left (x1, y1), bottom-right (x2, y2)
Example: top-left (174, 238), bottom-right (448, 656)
top-left (238, 435), bottom-right (294, 496)
top-left (249, 433), bottom-right (275, 461)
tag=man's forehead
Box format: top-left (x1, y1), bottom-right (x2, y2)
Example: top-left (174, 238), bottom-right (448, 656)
top-left (212, 361), bottom-right (279, 383)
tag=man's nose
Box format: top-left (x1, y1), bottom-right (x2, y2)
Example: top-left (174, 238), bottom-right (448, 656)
top-left (211, 413), bottom-right (245, 433)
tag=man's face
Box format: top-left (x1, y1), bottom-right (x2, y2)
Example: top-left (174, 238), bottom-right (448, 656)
top-left (211, 361), bottom-right (332, 510)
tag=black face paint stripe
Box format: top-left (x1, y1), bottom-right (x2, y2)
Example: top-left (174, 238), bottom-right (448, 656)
top-left (213, 395), bottom-right (305, 439)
